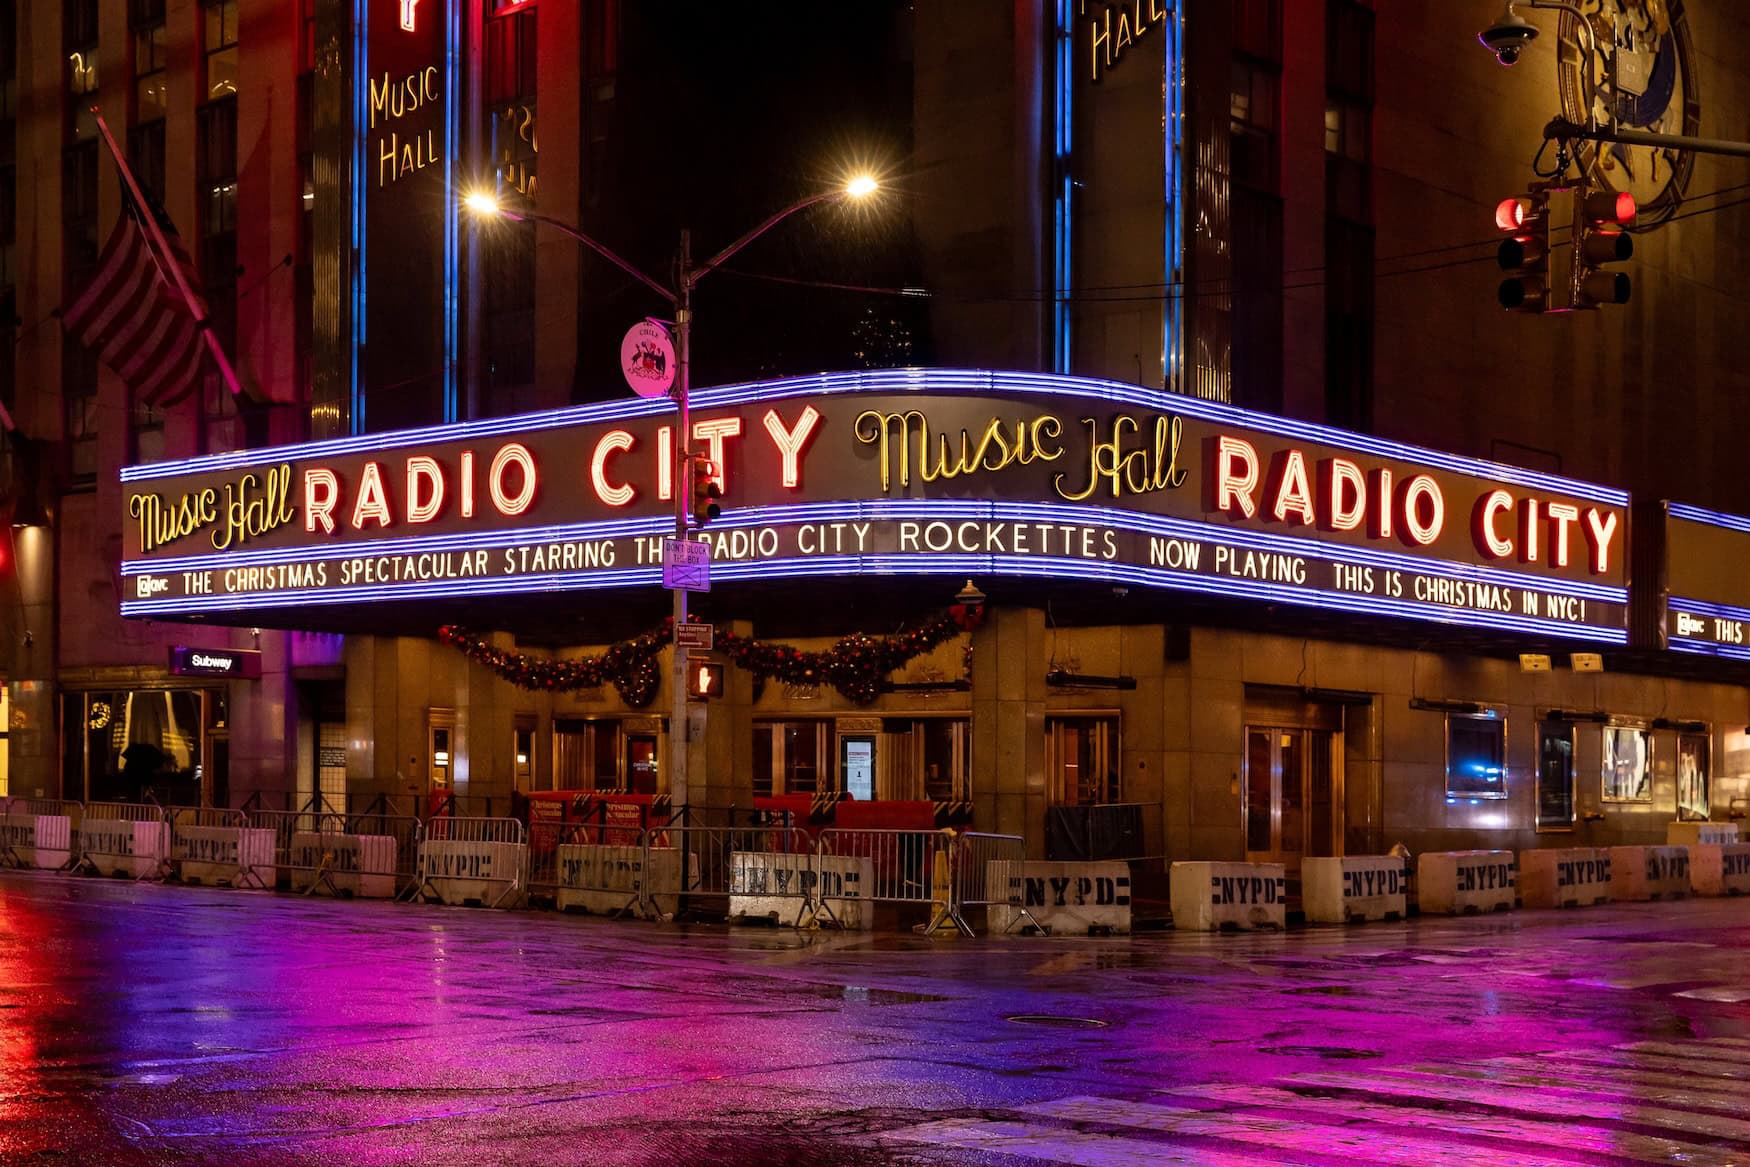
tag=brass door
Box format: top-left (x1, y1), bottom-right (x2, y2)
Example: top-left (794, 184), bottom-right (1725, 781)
top-left (1244, 726), bottom-right (1341, 873)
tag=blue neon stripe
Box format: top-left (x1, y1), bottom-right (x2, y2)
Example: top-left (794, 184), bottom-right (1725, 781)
top-left (119, 369), bottom-right (1630, 507)
top-left (118, 496), bottom-right (1625, 603)
top-left (1669, 637), bottom-right (1750, 663)
top-left (442, 0), bottom-right (460, 423)
top-left (118, 550), bottom-right (1628, 642)
top-left (1668, 596), bottom-right (1750, 622)
top-left (351, 0), bottom-right (368, 435)
top-left (1669, 502), bottom-right (1750, 534)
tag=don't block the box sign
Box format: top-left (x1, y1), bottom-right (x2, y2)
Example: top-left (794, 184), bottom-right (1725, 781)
top-left (1170, 861), bottom-right (1286, 931)
top-left (1301, 856), bottom-right (1407, 924)
top-left (1417, 850), bottom-right (1516, 915)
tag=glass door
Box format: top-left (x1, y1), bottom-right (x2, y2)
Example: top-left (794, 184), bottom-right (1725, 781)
top-left (1244, 726), bottom-right (1340, 873)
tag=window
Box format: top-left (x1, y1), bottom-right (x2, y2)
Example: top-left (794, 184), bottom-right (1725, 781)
top-left (66, 0), bottom-right (99, 143)
top-left (752, 720), bottom-right (828, 797)
top-left (62, 141), bottom-right (100, 275)
top-left (204, 0), bottom-right (239, 100)
top-left (1446, 710), bottom-right (1507, 799)
top-left (134, 20), bottom-right (168, 123)
top-left (1325, 0), bottom-right (1374, 431)
top-left (128, 119), bottom-right (167, 206)
top-left (919, 718), bottom-right (968, 802)
top-left (66, 689), bottom-right (206, 804)
top-left (551, 719), bottom-right (630, 792)
top-left (1047, 716), bottom-right (1121, 806)
top-left (1536, 719), bottom-right (1575, 830)
top-left (1677, 732), bottom-right (1710, 821)
top-left (1602, 724), bottom-right (1652, 802)
top-left (198, 95), bottom-right (239, 448)
top-left (64, 334), bottom-right (99, 484)
top-left (1228, 59), bottom-right (1278, 192)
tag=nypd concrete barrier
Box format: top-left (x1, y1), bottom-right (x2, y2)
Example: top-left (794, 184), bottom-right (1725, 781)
top-left (1668, 822), bottom-right (1738, 847)
top-left (729, 850), bottom-right (873, 928)
top-left (413, 817), bottom-right (528, 907)
top-left (1301, 856), bottom-right (1408, 924)
top-left (1416, 850), bottom-right (1516, 915)
top-left (0, 800), bottom-right (78, 870)
top-left (1170, 861), bottom-right (1286, 931)
top-left (1665, 824), bottom-right (1734, 896)
top-left (1518, 847), bottom-right (1611, 909)
top-left (289, 831), bottom-right (398, 898)
top-left (556, 843), bottom-right (690, 918)
top-left (985, 860), bottom-right (1132, 935)
top-left (1692, 842), bottom-right (1750, 896)
top-left (172, 810), bottom-right (275, 889)
top-left (78, 803), bottom-right (170, 879)
top-left (1608, 845), bottom-right (1689, 901)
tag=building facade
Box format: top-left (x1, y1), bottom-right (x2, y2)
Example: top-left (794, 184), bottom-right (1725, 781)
top-left (10, 2), bottom-right (1750, 884)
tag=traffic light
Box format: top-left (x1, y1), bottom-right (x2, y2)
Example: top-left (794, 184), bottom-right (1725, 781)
top-left (1495, 193), bottom-right (1549, 313)
top-left (691, 458), bottom-right (722, 527)
top-left (1573, 188), bottom-right (1635, 309)
top-left (686, 661), bottom-right (725, 700)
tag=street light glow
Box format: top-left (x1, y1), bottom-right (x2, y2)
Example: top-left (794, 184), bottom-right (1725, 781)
top-left (462, 190), bottom-right (502, 217)
top-left (845, 174), bottom-right (879, 199)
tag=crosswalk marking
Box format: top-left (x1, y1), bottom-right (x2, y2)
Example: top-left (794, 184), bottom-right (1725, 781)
top-left (884, 1036), bottom-right (1750, 1165)
top-left (1176, 1083), bottom-right (1744, 1167)
top-left (1029, 1096), bottom-right (1584, 1167)
top-left (1379, 1057), bottom-right (1750, 1113)
top-left (1289, 1068), bottom-right (1750, 1142)
top-left (882, 1118), bottom-right (1279, 1167)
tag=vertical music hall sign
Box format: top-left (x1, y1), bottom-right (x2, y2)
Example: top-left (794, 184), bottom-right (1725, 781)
top-left (312, 0), bottom-right (459, 438)
top-left (359, 0), bottom-right (458, 432)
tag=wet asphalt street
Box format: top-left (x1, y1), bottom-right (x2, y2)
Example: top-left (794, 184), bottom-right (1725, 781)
top-left (4, 873), bottom-right (1750, 1166)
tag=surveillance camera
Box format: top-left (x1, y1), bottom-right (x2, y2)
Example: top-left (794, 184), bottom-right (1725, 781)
top-left (1478, 3), bottom-right (1538, 66)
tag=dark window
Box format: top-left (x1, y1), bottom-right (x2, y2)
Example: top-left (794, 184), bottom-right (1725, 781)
top-left (203, 0), bottom-right (239, 101)
top-left (198, 96), bottom-right (242, 450)
top-left (128, 119), bottom-right (167, 206)
top-left (484, 8), bottom-right (536, 106)
top-left (63, 141), bottom-right (100, 278)
top-left (66, 1), bottom-right (99, 142)
top-left (1446, 712), bottom-right (1507, 799)
top-left (1229, 59), bottom-right (1278, 192)
top-left (1536, 720), bottom-right (1575, 830)
top-left (63, 331), bottom-right (99, 485)
top-left (1324, 0), bottom-right (1373, 430)
top-left (482, 6), bottom-right (538, 399)
top-left (134, 20), bottom-right (168, 123)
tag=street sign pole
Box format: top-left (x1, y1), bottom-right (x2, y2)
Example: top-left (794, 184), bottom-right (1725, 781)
top-left (670, 231), bottom-right (693, 813)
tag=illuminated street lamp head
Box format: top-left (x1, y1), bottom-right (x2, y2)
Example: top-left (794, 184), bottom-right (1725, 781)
top-left (845, 174), bottom-right (879, 199)
top-left (462, 190), bottom-right (502, 217)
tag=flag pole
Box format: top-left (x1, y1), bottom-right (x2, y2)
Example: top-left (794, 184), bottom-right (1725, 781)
top-left (89, 107), bottom-right (245, 400)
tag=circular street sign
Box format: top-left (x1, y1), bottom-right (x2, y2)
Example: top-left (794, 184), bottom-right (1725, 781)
top-left (621, 320), bottom-right (677, 398)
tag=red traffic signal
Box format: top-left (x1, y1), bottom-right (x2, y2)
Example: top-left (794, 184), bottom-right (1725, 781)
top-left (1495, 191), bottom-right (1549, 313)
top-left (686, 661), bottom-right (725, 699)
top-left (690, 458), bottom-right (722, 527)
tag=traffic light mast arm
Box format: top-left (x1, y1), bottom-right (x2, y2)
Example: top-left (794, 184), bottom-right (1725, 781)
top-left (1544, 117), bottom-right (1750, 161)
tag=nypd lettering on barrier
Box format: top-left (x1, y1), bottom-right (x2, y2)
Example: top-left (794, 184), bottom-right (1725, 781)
top-left (1341, 866), bottom-right (1406, 898)
top-left (1023, 874), bottom-right (1128, 908)
top-left (1727, 852), bottom-right (1750, 879)
top-left (1212, 874), bottom-right (1286, 906)
top-left (1557, 856), bottom-right (1610, 886)
top-left (1457, 861), bottom-right (1515, 892)
top-left (187, 835), bottom-right (239, 864)
top-left (1647, 850), bottom-right (1689, 883)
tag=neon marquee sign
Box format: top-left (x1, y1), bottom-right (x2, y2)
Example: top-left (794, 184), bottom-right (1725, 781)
top-left (119, 369), bottom-right (1631, 642)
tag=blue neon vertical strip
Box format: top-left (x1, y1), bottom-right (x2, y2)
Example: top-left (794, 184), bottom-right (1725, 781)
top-left (443, 0), bottom-right (460, 422)
top-left (1053, 0), bottom-right (1073, 373)
top-left (1163, 2), bottom-right (1183, 390)
top-left (350, 0), bottom-right (368, 435)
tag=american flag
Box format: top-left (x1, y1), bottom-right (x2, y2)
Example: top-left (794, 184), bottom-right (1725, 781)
top-left (60, 189), bottom-right (211, 408)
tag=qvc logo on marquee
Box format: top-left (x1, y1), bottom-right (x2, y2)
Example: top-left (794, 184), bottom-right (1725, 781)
top-left (1207, 435), bottom-right (1620, 575)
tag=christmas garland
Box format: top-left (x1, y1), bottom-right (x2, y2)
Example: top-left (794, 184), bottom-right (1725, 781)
top-left (438, 612), bottom-right (971, 707)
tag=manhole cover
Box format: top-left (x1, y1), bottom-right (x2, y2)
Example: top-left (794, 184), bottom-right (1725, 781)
top-left (1005, 1014), bottom-right (1109, 1029)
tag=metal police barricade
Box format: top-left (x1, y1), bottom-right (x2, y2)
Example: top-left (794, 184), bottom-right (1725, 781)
top-left (76, 802), bottom-right (172, 880)
top-left (169, 807), bottom-right (275, 889)
top-left (554, 821), bottom-right (667, 918)
top-left (286, 812), bottom-right (412, 898)
top-left (243, 808), bottom-right (324, 889)
top-left (410, 816), bottom-right (527, 908)
top-left (726, 826), bottom-right (824, 927)
top-left (814, 828), bottom-right (949, 931)
top-left (953, 832), bottom-right (1039, 936)
top-left (0, 798), bottom-right (82, 871)
top-left (338, 810), bottom-right (423, 896)
top-left (647, 822), bottom-right (803, 923)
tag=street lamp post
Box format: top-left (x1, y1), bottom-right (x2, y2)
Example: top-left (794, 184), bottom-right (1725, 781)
top-left (463, 179), bottom-right (878, 813)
